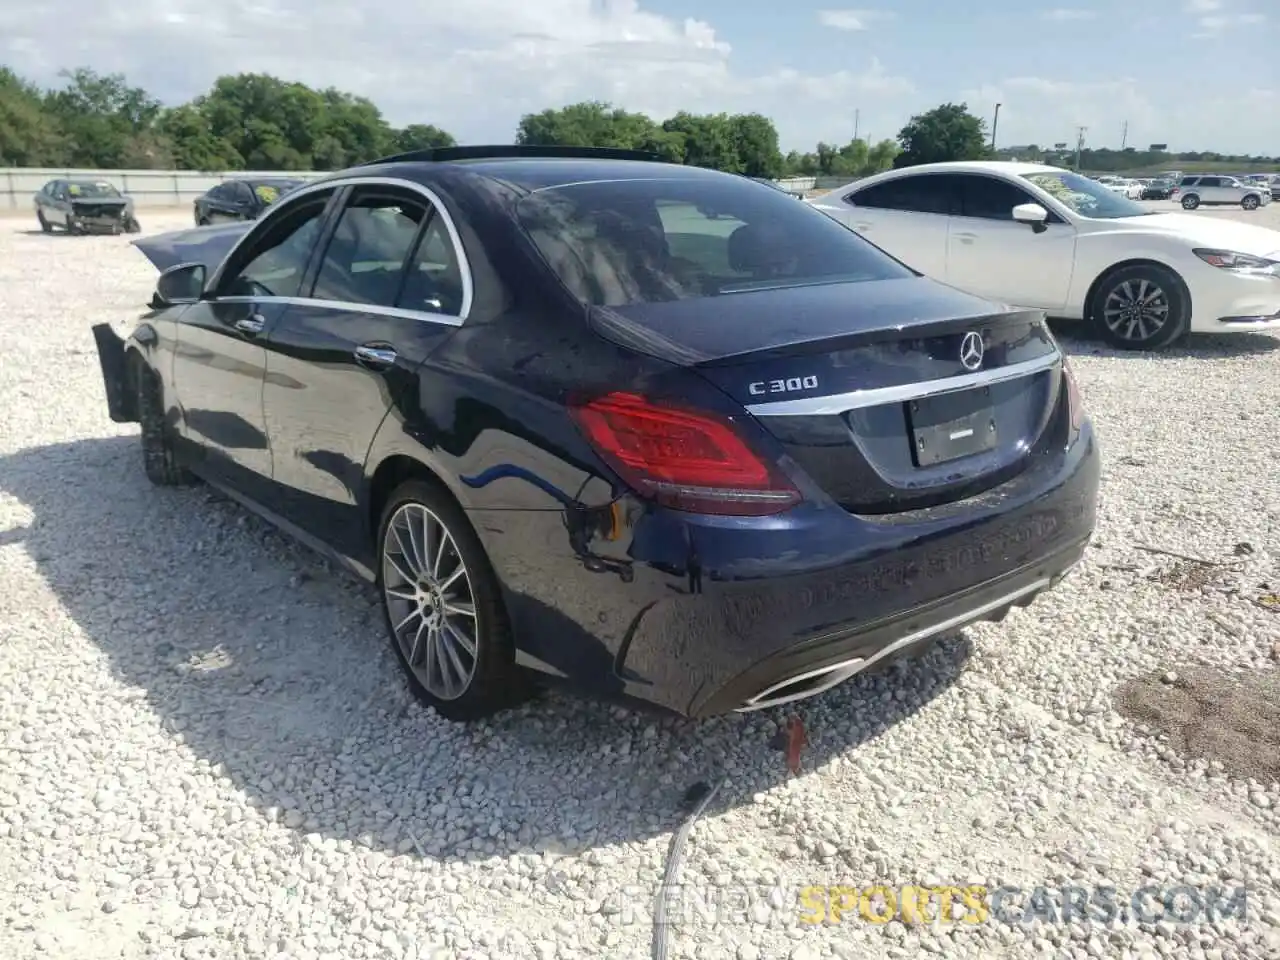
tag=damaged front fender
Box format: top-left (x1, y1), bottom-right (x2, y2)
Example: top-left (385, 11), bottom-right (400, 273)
top-left (91, 323), bottom-right (139, 424)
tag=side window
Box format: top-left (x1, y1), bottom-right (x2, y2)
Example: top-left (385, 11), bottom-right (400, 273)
top-left (220, 191), bottom-right (333, 299)
top-left (848, 176), bottom-right (952, 214)
top-left (234, 182), bottom-right (256, 204)
top-left (1179, 177), bottom-right (1197, 187)
top-left (1199, 177), bottom-right (1221, 188)
top-left (398, 217), bottom-right (466, 316)
top-left (207, 184), bottom-right (229, 201)
top-left (957, 176), bottom-right (1034, 220)
top-left (311, 188), bottom-right (430, 308)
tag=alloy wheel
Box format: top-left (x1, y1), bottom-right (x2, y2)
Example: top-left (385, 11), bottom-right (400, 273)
top-left (381, 502), bottom-right (479, 700)
top-left (1102, 278), bottom-right (1170, 343)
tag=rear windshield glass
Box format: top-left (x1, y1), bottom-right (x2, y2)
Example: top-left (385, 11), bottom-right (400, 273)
top-left (515, 177), bottom-right (914, 306)
top-left (248, 179), bottom-right (303, 205)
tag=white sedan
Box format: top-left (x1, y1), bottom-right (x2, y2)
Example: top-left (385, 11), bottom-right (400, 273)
top-left (808, 161), bottom-right (1280, 350)
top-left (1097, 176), bottom-right (1144, 199)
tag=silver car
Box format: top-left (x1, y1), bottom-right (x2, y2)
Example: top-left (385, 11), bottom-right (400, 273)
top-left (1175, 175), bottom-right (1271, 211)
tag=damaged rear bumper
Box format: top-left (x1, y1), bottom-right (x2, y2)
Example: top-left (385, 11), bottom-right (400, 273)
top-left (91, 323), bottom-right (137, 423)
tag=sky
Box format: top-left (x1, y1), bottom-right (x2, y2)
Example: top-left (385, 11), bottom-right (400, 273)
top-left (1, 0), bottom-right (1276, 156)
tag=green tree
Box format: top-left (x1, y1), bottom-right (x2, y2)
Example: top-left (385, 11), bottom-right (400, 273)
top-left (392, 124), bottom-right (456, 153)
top-left (0, 68), bottom-right (66, 165)
top-left (516, 101), bottom-right (660, 150)
top-left (157, 104), bottom-right (243, 171)
top-left (43, 68), bottom-right (162, 167)
top-left (894, 102), bottom-right (990, 168)
top-left (662, 112), bottom-right (740, 172)
top-left (728, 113), bottom-right (783, 178)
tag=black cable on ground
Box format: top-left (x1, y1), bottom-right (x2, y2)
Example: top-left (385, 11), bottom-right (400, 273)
top-left (651, 778), bottom-right (725, 960)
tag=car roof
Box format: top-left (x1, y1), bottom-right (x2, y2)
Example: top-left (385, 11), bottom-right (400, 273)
top-left (878, 160), bottom-right (1064, 176)
top-left (314, 157), bottom-right (729, 195)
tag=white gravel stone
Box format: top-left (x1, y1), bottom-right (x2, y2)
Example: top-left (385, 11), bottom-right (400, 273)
top-left (0, 208), bottom-right (1277, 960)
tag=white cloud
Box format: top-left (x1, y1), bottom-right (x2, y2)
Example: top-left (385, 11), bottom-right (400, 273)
top-left (0, 0), bottom-right (914, 151)
top-left (1182, 0), bottom-right (1266, 34)
top-left (1042, 8), bottom-right (1098, 21)
top-left (816, 9), bottom-right (894, 31)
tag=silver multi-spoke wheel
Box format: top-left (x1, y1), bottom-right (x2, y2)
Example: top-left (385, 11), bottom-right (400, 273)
top-left (1102, 278), bottom-right (1170, 343)
top-left (381, 502), bottom-right (478, 701)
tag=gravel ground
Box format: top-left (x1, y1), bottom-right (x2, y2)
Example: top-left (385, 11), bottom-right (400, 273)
top-left (1, 209), bottom-right (1279, 960)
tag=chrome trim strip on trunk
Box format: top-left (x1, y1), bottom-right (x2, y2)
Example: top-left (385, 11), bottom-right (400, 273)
top-left (744, 350), bottom-right (1061, 417)
top-left (734, 577), bottom-right (1051, 712)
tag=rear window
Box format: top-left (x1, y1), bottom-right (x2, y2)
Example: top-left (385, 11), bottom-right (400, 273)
top-left (249, 180), bottom-right (303, 205)
top-left (515, 177), bottom-right (913, 307)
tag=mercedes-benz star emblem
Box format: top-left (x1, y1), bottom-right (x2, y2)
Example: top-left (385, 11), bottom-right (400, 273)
top-left (959, 331), bottom-right (985, 371)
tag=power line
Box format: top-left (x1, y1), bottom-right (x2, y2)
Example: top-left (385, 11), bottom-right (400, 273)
top-left (1121, 120), bottom-right (1128, 150)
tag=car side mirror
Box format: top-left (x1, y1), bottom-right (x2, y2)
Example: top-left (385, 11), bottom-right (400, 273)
top-left (154, 262), bottom-right (207, 306)
top-left (1012, 202), bottom-right (1050, 233)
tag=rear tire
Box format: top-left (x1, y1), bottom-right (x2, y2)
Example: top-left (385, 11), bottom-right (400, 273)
top-left (1242, 195), bottom-right (1260, 211)
top-left (37, 210), bottom-right (52, 233)
top-left (124, 216), bottom-right (141, 234)
top-left (376, 479), bottom-right (529, 721)
top-left (1090, 264), bottom-right (1190, 351)
top-left (197, 216), bottom-right (211, 227)
top-left (1181, 194), bottom-right (1200, 210)
top-left (136, 365), bottom-right (196, 487)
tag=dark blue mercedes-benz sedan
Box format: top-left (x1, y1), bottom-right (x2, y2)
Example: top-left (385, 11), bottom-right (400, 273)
top-left (91, 145), bottom-right (1100, 721)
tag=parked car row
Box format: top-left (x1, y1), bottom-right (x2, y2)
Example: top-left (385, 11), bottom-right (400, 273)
top-left (1086, 171), bottom-right (1276, 210)
top-left (808, 160), bottom-right (1280, 350)
top-left (28, 175), bottom-right (315, 236)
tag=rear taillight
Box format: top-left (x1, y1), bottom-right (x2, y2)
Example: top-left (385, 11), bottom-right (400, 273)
top-left (569, 391), bottom-right (801, 516)
top-left (1062, 358), bottom-right (1084, 433)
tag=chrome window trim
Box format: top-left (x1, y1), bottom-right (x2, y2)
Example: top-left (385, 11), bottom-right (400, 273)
top-left (745, 349), bottom-right (1060, 417)
top-left (209, 174), bottom-right (475, 322)
top-left (212, 295), bottom-right (463, 327)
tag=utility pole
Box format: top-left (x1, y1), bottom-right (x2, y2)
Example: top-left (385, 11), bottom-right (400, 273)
top-left (990, 103), bottom-right (1002, 150)
top-left (853, 109), bottom-right (860, 143)
top-left (1074, 126), bottom-right (1087, 171)
top-left (1121, 120), bottom-right (1128, 150)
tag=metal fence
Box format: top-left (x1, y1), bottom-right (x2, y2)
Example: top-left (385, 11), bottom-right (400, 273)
top-left (0, 168), bottom-right (326, 211)
top-left (2, 168), bottom-right (855, 211)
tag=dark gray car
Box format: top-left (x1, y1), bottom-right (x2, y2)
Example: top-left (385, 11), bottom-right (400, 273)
top-left (33, 178), bottom-right (141, 235)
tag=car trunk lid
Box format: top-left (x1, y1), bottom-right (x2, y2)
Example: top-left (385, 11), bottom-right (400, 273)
top-left (589, 278), bottom-right (1066, 514)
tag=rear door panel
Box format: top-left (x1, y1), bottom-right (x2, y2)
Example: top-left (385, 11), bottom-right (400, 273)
top-left (811, 174), bottom-right (959, 278)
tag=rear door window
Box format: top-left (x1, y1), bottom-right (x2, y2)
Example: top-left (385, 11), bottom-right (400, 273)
top-left (310, 187), bottom-right (430, 308)
top-left (848, 175), bottom-right (957, 214)
top-left (516, 176), bottom-right (913, 307)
